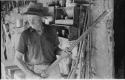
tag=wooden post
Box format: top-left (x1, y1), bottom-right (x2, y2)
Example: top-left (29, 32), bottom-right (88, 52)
top-left (90, 0), bottom-right (114, 78)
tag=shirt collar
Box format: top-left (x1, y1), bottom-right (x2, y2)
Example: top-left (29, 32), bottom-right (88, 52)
top-left (29, 27), bottom-right (36, 32)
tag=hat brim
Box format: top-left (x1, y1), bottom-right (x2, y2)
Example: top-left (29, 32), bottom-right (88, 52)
top-left (23, 11), bottom-right (44, 17)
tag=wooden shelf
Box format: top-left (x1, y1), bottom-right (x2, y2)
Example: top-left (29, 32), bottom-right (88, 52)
top-left (51, 24), bottom-right (71, 29)
top-left (55, 19), bottom-right (73, 25)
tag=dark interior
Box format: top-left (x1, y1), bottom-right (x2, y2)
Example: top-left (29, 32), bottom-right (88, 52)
top-left (114, 0), bottom-right (125, 78)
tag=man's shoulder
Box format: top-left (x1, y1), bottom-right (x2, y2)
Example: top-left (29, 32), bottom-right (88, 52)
top-left (44, 24), bottom-right (59, 46)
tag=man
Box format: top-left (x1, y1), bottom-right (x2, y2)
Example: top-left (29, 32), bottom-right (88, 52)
top-left (14, 2), bottom-right (70, 79)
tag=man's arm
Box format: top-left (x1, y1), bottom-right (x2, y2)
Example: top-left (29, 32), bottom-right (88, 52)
top-left (15, 50), bottom-right (41, 78)
top-left (15, 51), bottom-right (33, 75)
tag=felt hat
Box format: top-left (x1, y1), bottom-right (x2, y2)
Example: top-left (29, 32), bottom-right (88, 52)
top-left (23, 2), bottom-right (44, 17)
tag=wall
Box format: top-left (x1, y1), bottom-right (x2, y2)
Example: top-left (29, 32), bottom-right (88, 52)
top-left (90, 0), bottom-right (114, 78)
top-left (1, 6), bottom-right (28, 63)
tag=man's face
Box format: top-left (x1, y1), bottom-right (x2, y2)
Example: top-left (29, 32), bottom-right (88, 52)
top-left (27, 15), bottom-right (43, 32)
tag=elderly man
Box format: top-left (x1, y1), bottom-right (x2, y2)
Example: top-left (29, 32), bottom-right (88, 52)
top-left (14, 2), bottom-right (69, 79)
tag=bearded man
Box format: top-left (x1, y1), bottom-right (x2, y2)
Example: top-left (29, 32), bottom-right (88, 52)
top-left (14, 2), bottom-right (70, 79)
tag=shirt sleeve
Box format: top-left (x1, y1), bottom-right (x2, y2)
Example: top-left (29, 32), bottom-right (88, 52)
top-left (16, 32), bottom-right (27, 54)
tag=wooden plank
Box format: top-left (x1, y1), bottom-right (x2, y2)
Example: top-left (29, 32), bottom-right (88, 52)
top-left (55, 19), bottom-right (73, 25)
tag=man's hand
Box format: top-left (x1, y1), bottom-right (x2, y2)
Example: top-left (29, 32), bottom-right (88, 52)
top-left (26, 72), bottom-right (42, 79)
top-left (61, 49), bottom-right (72, 58)
top-left (28, 70), bottom-right (49, 79)
top-left (40, 70), bottom-right (49, 78)
top-left (33, 74), bottom-right (42, 79)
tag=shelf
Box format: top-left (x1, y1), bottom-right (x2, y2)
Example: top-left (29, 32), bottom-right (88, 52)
top-left (51, 24), bottom-right (71, 29)
top-left (55, 19), bottom-right (73, 25)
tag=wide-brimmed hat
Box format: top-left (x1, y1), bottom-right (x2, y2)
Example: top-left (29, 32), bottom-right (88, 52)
top-left (23, 2), bottom-right (44, 17)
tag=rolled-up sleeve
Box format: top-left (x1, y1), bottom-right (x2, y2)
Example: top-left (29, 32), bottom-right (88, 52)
top-left (16, 33), bottom-right (27, 54)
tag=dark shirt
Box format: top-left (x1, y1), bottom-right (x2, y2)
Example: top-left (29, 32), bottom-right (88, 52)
top-left (16, 25), bottom-right (60, 65)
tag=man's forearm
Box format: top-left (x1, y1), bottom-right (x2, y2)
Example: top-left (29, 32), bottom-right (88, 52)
top-left (15, 58), bottom-right (42, 78)
top-left (15, 57), bottom-right (34, 75)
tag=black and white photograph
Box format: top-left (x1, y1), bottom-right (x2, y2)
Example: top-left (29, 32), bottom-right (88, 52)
top-left (1, 0), bottom-right (125, 79)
